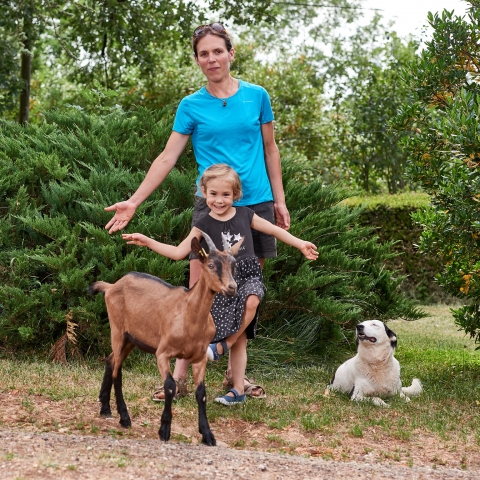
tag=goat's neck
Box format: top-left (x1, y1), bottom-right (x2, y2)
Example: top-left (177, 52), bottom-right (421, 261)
top-left (187, 276), bottom-right (217, 319)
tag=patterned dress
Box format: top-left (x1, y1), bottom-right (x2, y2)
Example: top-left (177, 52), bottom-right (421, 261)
top-left (194, 207), bottom-right (266, 342)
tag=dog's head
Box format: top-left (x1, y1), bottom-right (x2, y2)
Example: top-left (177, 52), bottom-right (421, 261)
top-left (356, 320), bottom-right (397, 350)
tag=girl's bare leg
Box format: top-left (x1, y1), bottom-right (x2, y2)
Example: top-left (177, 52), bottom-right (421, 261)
top-left (228, 331), bottom-right (248, 397)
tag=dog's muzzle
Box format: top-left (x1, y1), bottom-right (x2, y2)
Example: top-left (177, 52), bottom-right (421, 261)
top-left (357, 334), bottom-right (377, 343)
top-left (356, 324), bottom-right (377, 343)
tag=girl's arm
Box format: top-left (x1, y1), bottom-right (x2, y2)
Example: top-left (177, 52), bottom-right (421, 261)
top-left (251, 214), bottom-right (318, 260)
top-left (122, 227), bottom-right (203, 261)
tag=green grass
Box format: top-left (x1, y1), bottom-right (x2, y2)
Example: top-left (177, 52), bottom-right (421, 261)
top-left (0, 304), bottom-right (479, 461)
top-left (342, 191), bottom-right (430, 209)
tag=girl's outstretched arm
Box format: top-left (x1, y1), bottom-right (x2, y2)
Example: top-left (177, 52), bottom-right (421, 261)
top-left (122, 227), bottom-right (202, 260)
top-left (251, 214), bottom-right (318, 260)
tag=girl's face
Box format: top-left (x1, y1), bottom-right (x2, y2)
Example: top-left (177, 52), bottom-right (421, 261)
top-left (195, 34), bottom-right (234, 83)
top-left (202, 178), bottom-right (235, 218)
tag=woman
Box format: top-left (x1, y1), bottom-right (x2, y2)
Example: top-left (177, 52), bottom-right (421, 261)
top-left (105, 23), bottom-right (290, 400)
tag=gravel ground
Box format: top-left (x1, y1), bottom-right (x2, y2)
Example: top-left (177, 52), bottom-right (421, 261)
top-left (0, 428), bottom-right (476, 479)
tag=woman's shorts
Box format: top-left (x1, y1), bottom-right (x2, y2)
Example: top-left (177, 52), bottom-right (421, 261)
top-left (190, 196), bottom-right (277, 260)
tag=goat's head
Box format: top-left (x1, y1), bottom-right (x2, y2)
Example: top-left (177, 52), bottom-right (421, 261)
top-left (191, 231), bottom-right (243, 297)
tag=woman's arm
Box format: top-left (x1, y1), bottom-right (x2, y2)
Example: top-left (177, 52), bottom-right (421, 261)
top-left (122, 227), bottom-right (203, 261)
top-left (251, 214), bottom-right (318, 260)
top-left (105, 132), bottom-right (190, 233)
top-left (261, 121), bottom-right (290, 231)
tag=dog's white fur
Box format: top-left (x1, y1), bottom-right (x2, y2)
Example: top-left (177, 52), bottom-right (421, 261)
top-left (327, 320), bottom-right (422, 407)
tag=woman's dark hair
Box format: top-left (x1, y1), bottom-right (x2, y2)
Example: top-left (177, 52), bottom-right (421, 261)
top-left (192, 25), bottom-right (233, 58)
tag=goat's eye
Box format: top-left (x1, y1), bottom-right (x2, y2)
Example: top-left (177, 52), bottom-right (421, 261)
top-left (208, 263), bottom-right (215, 270)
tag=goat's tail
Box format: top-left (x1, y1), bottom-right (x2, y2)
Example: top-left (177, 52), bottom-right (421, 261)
top-left (402, 378), bottom-right (422, 396)
top-left (88, 281), bottom-right (111, 296)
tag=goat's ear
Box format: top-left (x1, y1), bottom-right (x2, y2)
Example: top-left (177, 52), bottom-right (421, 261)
top-left (191, 237), bottom-right (207, 263)
top-left (229, 236), bottom-right (244, 257)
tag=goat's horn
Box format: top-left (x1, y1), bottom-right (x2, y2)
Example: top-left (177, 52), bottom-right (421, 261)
top-left (221, 232), bottom-right (230, 252)
top-left (201, 231), bottom-right (217, 253)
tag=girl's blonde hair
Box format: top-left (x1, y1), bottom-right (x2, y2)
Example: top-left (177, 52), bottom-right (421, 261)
top-left (199, 164), bottom-right (242, 201)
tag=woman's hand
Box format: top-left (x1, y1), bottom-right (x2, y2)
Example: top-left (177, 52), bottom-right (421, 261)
top-left (104, 200), bottom-right (137, 234)
top-left (122, 233), bottom-right (151, 247)
top-left (300, 242), bottom-right (318, 260)
top-left (274, 203), bottom-right (291, 230)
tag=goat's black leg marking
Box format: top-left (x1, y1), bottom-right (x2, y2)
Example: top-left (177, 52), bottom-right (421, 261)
top-left (159, 374), bottom-right (176, 442)
top-left (113, 366), bottom-right (131, 428)
top-left (196, 382), bottom-right (216, 446)
top-left (99, 355), bottom-right (113, 417)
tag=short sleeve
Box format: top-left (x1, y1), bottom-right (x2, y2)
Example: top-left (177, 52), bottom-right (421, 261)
top-left (172, 98), bottom-right (195, 135)
top-left (259, 88), bottom-right (274, 125)
top-left (243, 206), bottom-right (255, 225)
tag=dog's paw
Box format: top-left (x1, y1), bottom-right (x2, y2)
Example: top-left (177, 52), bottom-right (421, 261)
top-left (371, 397), bottom-right (389, 407)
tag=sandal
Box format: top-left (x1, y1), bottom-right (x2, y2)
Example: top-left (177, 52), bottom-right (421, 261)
top-left (222, 371), bottom-right (266, 398)
top-left (152, 378), bottom-right (188, 402)
top-left (207, 340), bottom-right (228, 361)
top-left (215, 388), bottom-right (246, 405)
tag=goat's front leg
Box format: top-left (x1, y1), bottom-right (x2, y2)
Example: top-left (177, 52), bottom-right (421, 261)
top-left (192, 360), bottom-right (216, 446)
top-left (99, 353), bottom-right (114, 417)
top-left (159, 374), bottom-right (176, 442)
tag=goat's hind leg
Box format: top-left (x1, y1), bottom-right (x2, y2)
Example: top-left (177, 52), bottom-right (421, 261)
top-left (113, 365), bottom-right (132, 427)
top-left (159, 374), bottom-right (176, 442)
top-left (112, 341), bottom-right (135, 428)
top-left (99, 353), bottom-right (114, 417)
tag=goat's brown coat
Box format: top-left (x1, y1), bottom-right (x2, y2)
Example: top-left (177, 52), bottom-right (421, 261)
top-left (90, 233), bottom-right (243, 445)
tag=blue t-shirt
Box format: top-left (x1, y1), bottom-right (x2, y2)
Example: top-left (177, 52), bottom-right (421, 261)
top-left (173, 80), bottom-right (274, 206)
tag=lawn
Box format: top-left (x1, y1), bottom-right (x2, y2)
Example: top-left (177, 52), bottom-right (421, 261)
top-left (0, 304), bottom-right (479, 471)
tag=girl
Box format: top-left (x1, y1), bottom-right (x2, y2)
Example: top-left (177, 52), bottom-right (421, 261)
top-left (122, 164), bottom-right (318, 405)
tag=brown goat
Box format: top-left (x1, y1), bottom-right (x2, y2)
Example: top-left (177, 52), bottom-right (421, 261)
top-left (89, 231), bottom-right (242, 446)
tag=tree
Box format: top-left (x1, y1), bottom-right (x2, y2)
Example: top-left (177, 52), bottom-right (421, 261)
top-left (324, 14), bottom-right (418, 193)
top-left (0, 0), bottom-right (278, 122)
top-left (390, 1), bottom-right (480, 341)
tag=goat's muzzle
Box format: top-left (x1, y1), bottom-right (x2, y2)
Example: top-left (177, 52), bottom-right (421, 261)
top-left (222, 283), bottom-right (237, 297)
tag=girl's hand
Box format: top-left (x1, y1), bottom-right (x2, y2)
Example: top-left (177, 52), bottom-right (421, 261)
top-left (300, 242), bottom-right (318, 260)
top-left (122, 233), bottom-right (150, 247)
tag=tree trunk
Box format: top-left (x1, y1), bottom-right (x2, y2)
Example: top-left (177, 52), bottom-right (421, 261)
top-left (19, 9), bottom-right (33, 124)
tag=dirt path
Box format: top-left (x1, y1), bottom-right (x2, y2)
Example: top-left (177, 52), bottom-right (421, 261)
top-left (0, 427), bottom-right (477, 479)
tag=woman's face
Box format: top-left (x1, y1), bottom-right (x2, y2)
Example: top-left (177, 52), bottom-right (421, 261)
top-left (195, 34), bottom-right (234, 83)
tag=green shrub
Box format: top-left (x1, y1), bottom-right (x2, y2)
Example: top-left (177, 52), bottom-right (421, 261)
top-left (0, 106), bottom-right (423, 363)
top-left (390, 3), bottom-right (480, 342)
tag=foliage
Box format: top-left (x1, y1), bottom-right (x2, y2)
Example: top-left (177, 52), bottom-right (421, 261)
top-left (390, 1), bottom-right (480, 341)
top-left (326, 16), bottom-right (419, 193)
top-left (0, 106), bottom-right (422, 359)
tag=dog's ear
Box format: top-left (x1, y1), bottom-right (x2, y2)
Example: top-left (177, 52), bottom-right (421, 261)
top-left (384, 323), bottom-right (397, 349)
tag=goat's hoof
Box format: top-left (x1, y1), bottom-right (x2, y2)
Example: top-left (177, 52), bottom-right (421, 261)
top-left (159, 425), bottom-right (171, 442)
top-left (201, 432), bottom-right (216, 446)
top-left (119, 417), bottom-right (131, 428)
top-left (99, 411), bottom-right (112, 418)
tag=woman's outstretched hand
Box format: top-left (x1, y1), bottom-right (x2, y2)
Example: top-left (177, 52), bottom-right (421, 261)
top-left (104, 200), bottom-right (137, 234)
top-left (122, 233), bottom-right (150, 247)
top-left (300, 242), bottom-right (318, 261)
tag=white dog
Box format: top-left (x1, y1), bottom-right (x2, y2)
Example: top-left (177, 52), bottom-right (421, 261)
top-left (327, 320), bottom-right (422, 407)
